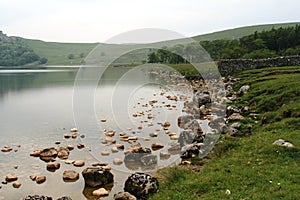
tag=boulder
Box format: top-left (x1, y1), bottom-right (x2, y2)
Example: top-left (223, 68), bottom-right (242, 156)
top-left (177, 115), bottom-right (193, 129)
top-left (82, 167), bottom-right (114, 187)
top-left (113, 192), bottom-right (137, 200)
top-left (193, 91), bottom-right (211, 106)
top-left (124, 173), bottom-right (158, 198)
top-left (63, 170), bottom-right (79, 182)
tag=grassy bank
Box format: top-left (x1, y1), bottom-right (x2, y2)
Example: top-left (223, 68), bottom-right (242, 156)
top-left (149, 66), bottom-right (300, 200)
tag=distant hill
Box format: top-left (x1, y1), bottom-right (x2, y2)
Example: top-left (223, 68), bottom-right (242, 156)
top-left (192, 22), bottom-right (300, 41)
top-left (2, 22), bottom-right (300, 65)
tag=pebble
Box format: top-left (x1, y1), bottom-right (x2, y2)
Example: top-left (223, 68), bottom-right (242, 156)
top-left (47, 162), bottom-right (60, 170)
top-left (70, 128), bottom-right (78, 132)
top-left (29, 174), bottom-right (37, 181)
top-left (1, 146), bottom-right (12, 152)
top-left (64, 134), bottom-right (71, 139)
top-left (5, 174), bottom-right (18, 182)
top-left (65, 160), bottom-right (75, 164)
top-left (149, 132), bottom-right (158, 137)
top-left (92, 188), bottom-right (109, 196)
top-left (101, 150), bottom-right (110, 156)
top-left (115, 143), bottom-right (124, 150)
top-left (12, 181), bottom-right (21, 188)
top-left (111, 147), bottom-right (118, 153)
top-left (77, 143), bottom-right (85, 149)
top-left (101, 119), bottom-right (107, 122)
top-left (113, 158), bottom-right (123, 165)
top-left (73, 160), bottom-right (85, 167)
top-left (151, 143), bottom-right (164, 150)
top-left (36, 176), bottom-right (46, 184)
top-left (66, 145), bottom-right (74, 150)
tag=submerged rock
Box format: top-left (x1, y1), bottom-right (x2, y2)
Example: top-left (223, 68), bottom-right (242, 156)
top-left (82, 167), bottom-right (114, 188)
top-left (124, 173), bottom-right (158, 198)
top-left (63, 170), bottom-right (79, 182)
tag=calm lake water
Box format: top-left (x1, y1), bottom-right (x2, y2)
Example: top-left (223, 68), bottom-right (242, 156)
top-left (0, 66), bottom-right (209, 199)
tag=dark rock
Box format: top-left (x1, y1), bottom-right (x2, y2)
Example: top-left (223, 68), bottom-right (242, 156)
top-left (113, 192), bottom-right (137, 200)
top-left (124, 146), bottom-right (151, 164)
top-left (22, 195), bottom-right (53, 200)
top-left (82, 167), bottom-right (114, 187)
top-left (124, 173), bottom-right (158, 199)
top-left (56, 197), bottom-right (72, 200)
top-left (181, 143), bottom-right (204, 159)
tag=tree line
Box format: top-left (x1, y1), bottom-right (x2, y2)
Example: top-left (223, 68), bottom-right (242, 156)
top-left (0, 40), bottom-right (47, 66)
top-left (147, 25), bottom-right (300, 63)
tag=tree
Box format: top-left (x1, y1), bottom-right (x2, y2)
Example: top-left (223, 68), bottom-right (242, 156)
top-left (39, 57), bottom-right (48, 64)
top-left (67, 54), bottom-right (75, 59)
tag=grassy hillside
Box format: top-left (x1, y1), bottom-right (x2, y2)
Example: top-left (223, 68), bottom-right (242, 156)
top-left (19, 39), bottom-right (97, 65)
top-left (149, 66), bottom-right (300, 200)
top-left (192, 22), bottom-right (300, 41)
top-left (12, 22), bottom-right (298, 65)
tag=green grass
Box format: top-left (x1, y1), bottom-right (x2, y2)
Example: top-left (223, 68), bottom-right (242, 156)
top-left (12, 22), bottom-right (300, 66)
top-left (192, 22), bottom-right (300, 41)
top-left (20, 38), bottom-right (97, 65)
top-left (149, 66), bottom-right (300, 200)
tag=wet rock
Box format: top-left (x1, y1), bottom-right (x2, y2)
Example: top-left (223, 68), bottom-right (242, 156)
top-left (64, 134), bottom-right (71, 139)
top-left (63, 170), bottom-right (79, 182)
top-left (151, 143), bottom-right (164, 150)
top-left (30, 149), bottom-right (43, 157)
top-left (177, 115), bottom-right (193, 129)
top-left (101, 150), bottom-right (110, 156)
top-left (111, 147), bottom-right (119, 153)
top-left (46, 162), bottom-right (60, 171)
top-left (73, 160), bottom-right (85, 167)
top-left (149, 132), bottom-right (158, 137)
top-left (115, 143), bottom-right (124, 150)
top-left (57, 147), bottom-right (69, 159)
top-left (140, 154), bottom-right (157, 166)
top-left (12, 181), bottom-right (21, 188)
top-left (70, 128), bottom-right (78, 132)
top-left (159, 151), bottom-right (171, 160)
top-left (193, 91), bottom-right (211, 106)
top-left (29, 174), bottom-right (37, 181)
top-left (113, 158), bottom-right (123, 165)
top-left (179, 130), bottom-right (196, 147)
top-left (77, 143), bottom-right (85, 149)
top-left (113, 192), bottom-right (137, 200)
top-left (22, 195), bottom-right (53, 200)
top-left (92, 188), bottom-right (109, 196)
top-left (273, 139), bottom-right (294, 147)
top-left (36, 176), bottom-right (46, 184)
top-left (101, 119), bottom-right (107, 122)
top-left (82, 167), bottom-right (114, 188)
top-left (39, 148), bottom-right (58, 159)
top-left (66, 145), bottom-right (74, 150)
top-left (124, 173), bottom-right (158, 198)
top-left (1, 146), bottom-right (12, 152)
top-left (71, 133), bottom-right (77, 139)
top-left (163, 122), bottom-right (171, 128)
top-left (5, 174), bottom-right (18, 182)
top-left (124, 144), bottom-right (151, 164)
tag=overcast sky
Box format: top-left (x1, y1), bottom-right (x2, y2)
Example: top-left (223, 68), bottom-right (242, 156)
top-left (0, 0), bottom-right (299, 43)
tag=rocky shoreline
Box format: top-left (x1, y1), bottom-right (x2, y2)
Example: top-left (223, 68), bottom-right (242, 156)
top-left (0, 71), bottom-right (260, 200)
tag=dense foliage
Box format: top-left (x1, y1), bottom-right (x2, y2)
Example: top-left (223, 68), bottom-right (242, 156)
top-left (0, 40), bottom-right (47, 66)
top-left (147, 25), bottom-right (300, 63)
